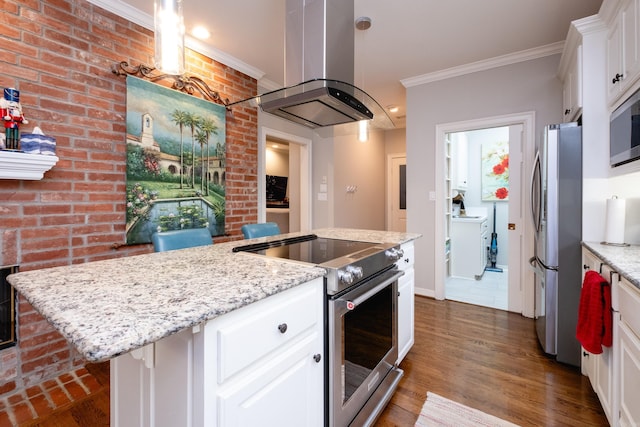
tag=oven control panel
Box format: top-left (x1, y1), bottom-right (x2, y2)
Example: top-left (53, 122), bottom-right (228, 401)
top-left (385, 247), bottom-right (404, 262)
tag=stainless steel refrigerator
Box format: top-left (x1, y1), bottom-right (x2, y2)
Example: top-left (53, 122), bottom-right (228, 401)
top-left (529, 122), bottom-right (582, 367)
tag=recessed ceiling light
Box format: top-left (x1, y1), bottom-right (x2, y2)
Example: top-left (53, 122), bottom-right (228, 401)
top-left (388, 106), bottom-right (399, 113)
top-left (192, 26), bottom-right (210, 40)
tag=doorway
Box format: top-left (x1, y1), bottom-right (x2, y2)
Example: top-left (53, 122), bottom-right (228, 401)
top-left (434, 112), bottom-right (535, 316)
top-left (259, 127), bottom-right (312, 232)
top-left (387, 154), bottom-right (407, 232)
top-left (445, 126), bottom-right (510, 310)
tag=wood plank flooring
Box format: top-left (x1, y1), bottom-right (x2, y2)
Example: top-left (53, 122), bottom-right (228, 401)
top-left (21, 296), bottom-right (607, 426)
top-left (375, 296), bottom-right (608, 427)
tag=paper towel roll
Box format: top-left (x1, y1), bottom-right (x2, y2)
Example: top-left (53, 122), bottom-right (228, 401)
top-left (604, 197), bottom-right (626, 244)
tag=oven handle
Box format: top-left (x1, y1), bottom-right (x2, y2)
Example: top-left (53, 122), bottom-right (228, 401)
top-left (336, 270), bottom-right (404, 308)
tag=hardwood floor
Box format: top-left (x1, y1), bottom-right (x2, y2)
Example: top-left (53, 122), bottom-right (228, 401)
top-left (21, 296), bottom-right (607, 426)
top-left (375, 296), bottom-right (608, 427)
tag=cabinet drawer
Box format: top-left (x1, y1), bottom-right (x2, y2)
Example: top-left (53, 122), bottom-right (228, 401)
top-left (397, 242), bottom-right (414, 271)
top-left (619, 278), bottom-right (640, 339)
top-left (216, 280), bottom-right (321, 383)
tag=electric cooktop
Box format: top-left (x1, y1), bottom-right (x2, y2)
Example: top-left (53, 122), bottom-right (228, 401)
top-left (233, 234), bottom-right (380, 265)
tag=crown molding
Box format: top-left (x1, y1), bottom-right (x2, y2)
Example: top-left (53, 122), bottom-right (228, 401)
top-left (86, 0), bottom-right (265, 82)
top-left (401, 41), bottom-right (565, 88)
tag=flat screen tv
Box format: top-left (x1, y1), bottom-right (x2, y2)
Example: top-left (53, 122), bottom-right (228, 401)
top-left (266, 175), bottom-right (288, 202)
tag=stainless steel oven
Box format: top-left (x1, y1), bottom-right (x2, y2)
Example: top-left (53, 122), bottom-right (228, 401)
top-left (233, 234), bottom-right (404, 427)
top-left (328, 265), bottom-right (403, 427)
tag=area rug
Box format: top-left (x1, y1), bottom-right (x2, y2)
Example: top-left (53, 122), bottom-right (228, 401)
top-left (415, 392), bottom-right (520, 427)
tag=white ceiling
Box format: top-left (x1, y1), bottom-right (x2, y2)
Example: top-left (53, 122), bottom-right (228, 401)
top-left (99, 0), bottom-right (602, 128)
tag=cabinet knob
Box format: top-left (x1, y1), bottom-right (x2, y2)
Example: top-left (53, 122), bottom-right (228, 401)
top-left (313, 354), bottom-right (322, 363)
top-left (612, 73), bottom-right (623, 84)
top-left (583, 351), bottom-right (589, 357)
top-left (564, 109), bottom-right (571, 115)
top-left (583, 264), bottom-right (590, 270)
top-left (277, 323), bottom-right (288, 334)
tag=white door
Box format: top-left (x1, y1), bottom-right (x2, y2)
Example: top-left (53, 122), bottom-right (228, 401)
top-left (388, 155), bottom-right (407, 232)
top-left (507, 125), bottom-right (523, 313)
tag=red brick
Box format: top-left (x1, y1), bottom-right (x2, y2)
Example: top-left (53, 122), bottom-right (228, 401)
top-left (7, 393), bottom-right (23, 406)
top-left (29, 392), bottom-right (53, 417)
top-left (0, 382), bottom-right (16, 396)
top-left (58, 373), bottom-right (73, 384)
top-left (79, 373), bottom-right (101, 394)
top-left (62, 380), bottom-right (87, 401)
top-left (41, 379), bottom-right (58, 391)
top-left (0, 411), bottom-right (12, 426)
top-left (25, 385), bottom-right (42, 398)
top-left (47, 386), bottom-right (71, 407)
top-left (12, 400), bottom-right (35, 424)
top-left (0, 0), bottom-right (254, 401)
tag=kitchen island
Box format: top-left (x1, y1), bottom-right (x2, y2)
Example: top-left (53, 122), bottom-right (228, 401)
top-left (7, 228), bottom-right (420, 427)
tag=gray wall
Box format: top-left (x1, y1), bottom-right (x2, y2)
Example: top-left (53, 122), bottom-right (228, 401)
top-left (406, 54), bottom-right (564, 296)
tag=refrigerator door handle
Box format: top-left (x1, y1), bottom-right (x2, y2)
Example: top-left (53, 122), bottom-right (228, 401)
top-left (536, 255), bottom-right (558, 272)
top-left (530, 151), bottom-right (542, 232)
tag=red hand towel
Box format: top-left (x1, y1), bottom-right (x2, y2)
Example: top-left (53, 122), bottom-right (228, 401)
top-left (576, 270), bottom-right (613, 354)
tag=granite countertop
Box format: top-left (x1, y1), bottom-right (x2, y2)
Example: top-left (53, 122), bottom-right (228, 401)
top-left (7, 228), bottom-right (421, 363)
top-left (582, 241), bottom-right (640, 290)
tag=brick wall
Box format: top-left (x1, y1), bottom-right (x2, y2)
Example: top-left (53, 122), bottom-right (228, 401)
top-left (0, 0), bottom-right (258, 396)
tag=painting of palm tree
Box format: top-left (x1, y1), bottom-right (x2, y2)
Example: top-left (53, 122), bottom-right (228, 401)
top-left (124, 76), bottom-right (226, 245)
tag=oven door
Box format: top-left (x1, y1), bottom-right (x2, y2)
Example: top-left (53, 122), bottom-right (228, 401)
top-left (328, 267), bottom-right (403, 427)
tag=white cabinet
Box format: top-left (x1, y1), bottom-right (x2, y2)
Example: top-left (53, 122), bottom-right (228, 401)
top-left (618, 276), bottom-right (640, 427)
top-left (607, 0), bottom-right (640, 104)
top-left (581, 248), bottom-right (619, 426)
top-left (451, 218), bottom-right (488, 279)
top-left (111, 277), bottom-right (325, 427)
top-left (561, 44), bottom-right (583, 122)
top-left (450, 133), bottom-right (468, 190)
top-left (396, 241), bottom-right (415, 363)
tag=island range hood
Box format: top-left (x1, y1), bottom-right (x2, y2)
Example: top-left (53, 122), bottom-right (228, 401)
top-left (231, 0), bottom-right (393, 131)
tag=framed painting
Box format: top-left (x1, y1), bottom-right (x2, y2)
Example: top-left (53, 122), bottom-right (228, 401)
top-left (125, 76), bottom-right (226, 245)
top-left (481, 140), bottom-right (509, 201)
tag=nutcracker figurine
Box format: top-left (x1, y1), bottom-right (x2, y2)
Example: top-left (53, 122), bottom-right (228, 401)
top-left (1, 88), bottom-right (28, 150)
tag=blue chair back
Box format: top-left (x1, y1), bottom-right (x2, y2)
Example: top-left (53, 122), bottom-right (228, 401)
top-left (241, 222), bottom-right (281, 239)
top-left (151, 228), bottom-right (212, 252)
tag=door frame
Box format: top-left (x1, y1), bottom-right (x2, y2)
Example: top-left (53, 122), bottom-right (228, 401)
top-left (434, 112), bottom-right (536, 317)
top-left (258, 127), bottom-right (312, 231)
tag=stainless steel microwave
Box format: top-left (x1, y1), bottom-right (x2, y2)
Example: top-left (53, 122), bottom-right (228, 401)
top-left (610, 88), bottom-right (640, 167)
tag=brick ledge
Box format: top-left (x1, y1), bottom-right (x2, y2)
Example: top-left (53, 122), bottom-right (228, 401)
top-left (0, 367), bottom-right (102, 426)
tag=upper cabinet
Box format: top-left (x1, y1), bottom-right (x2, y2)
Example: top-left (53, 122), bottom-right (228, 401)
top-left (562, 44), bottom-right (583, 122)
top-left (607, 0), bottom-right (640, 104)
top-left (449, 133), bottom-right (468, 191)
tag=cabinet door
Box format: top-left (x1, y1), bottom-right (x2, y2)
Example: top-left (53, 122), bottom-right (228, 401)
top-left (607, 15), bottom-right (623, 102)
top-left (580, 250), bottom-right (598, 382)
top-left (619, 320), bottom-right (640, 427)
top-left (595, 264), bottom-right (616, 426)
top-left (397, 268), bottom-right (414, 363)
top-left (216, 332), bottom-right (323, 427)
top-left (563, 45), bottom-right (583, 122)
top-left (581, 249), bottom-right (619, 426)
top-left (622, 0), bottom-right (640, 91)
